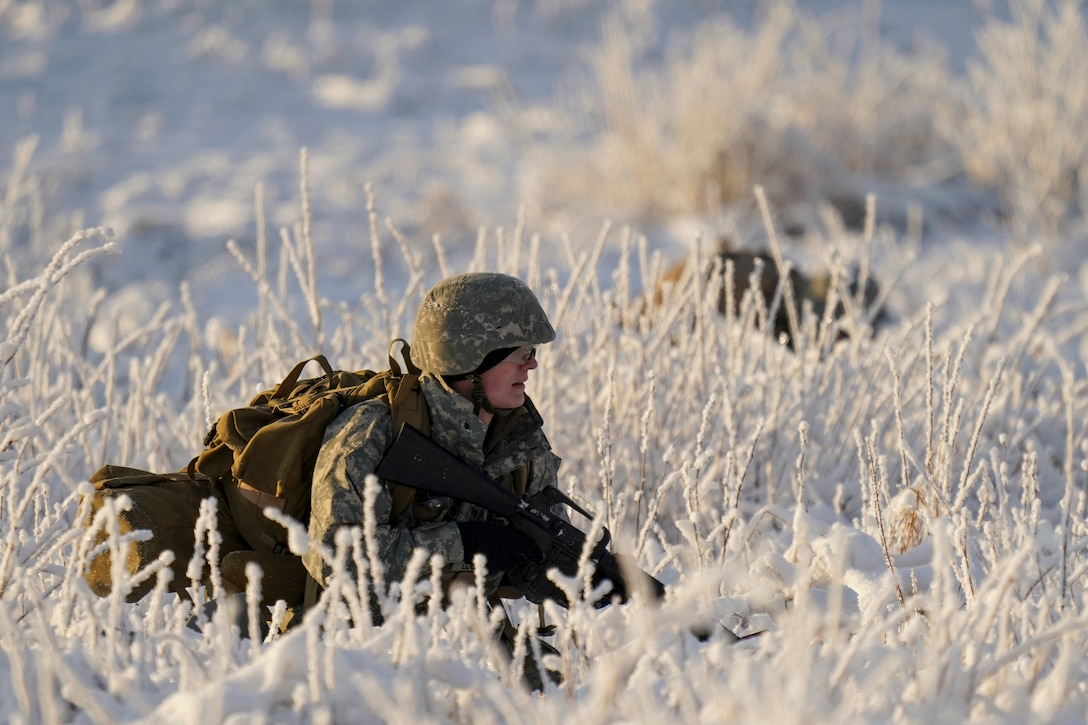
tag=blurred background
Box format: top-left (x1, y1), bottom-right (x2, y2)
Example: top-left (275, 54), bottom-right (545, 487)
top-left (3, 0), bottom-right (1087, 353)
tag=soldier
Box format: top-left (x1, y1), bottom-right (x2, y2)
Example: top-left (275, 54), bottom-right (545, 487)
top-left (303, 272), bottom-right (561, 614)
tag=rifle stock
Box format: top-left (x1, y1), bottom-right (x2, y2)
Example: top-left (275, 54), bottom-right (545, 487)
top-left (374, 423), bottom-right (666, 608)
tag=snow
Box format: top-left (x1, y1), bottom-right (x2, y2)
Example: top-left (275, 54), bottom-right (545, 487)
top-left (6, 0), bottom-right (1088, 722)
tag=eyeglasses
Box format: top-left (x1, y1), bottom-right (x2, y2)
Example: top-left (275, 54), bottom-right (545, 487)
top-left (505, 346), bottom-right (537, 364)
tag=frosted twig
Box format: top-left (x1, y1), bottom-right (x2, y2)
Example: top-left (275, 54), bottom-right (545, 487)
top-left (952, 356), bottom-right (1007, 511)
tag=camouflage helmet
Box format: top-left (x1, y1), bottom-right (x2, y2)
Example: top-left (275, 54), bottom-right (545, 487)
top-left (413, 272), bottom-right (555, 376)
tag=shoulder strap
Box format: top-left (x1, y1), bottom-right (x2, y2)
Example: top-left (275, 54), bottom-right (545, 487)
top-left (387, 378), bottom-right (426, 520)
top-left (511, 463), bottom-right (531, 498)
top-left (385, 339), bottom-right (429, 518)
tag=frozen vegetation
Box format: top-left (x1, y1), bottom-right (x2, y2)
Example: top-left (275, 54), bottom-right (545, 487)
top-left (4, 0), bottom-right (1088, 721)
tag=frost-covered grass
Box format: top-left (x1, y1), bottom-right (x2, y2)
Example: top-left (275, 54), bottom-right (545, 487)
top-left (5, 0), bottom-right (1088, 722)
top-left (523, 0), bottom-right (1088, 249)
top-left (3, 179), bottom-right (1088, 722)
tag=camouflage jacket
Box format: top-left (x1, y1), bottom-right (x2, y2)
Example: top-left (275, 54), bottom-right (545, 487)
top-left (303, 373), bottom-right (561, 592)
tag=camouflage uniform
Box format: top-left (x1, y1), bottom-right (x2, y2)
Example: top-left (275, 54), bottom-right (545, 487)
top-left (305, 273), bottom-right (565, 688)
top-left (304, 373), bottom-right (560, 591)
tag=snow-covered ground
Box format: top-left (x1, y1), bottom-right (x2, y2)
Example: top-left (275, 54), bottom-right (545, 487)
top-left (5, 0), bottom-right (1088, 721)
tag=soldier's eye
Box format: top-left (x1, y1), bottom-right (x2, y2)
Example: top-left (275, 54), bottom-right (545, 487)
top-left (506, 346), bottom-right (536, 364)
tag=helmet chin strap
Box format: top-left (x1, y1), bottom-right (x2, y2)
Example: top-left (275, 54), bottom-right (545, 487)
top-left (467, 375), bottom-right (515, 418)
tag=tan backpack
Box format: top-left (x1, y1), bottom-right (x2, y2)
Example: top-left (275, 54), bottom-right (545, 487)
top-left (85, 341), bottom-right (428, 603)
top-left (191, 344), bottom-right (428, 556)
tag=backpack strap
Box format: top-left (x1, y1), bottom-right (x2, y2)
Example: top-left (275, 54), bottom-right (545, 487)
top-left (270, 354), bottom-right (335, 401)
top-left (511, 463), bottom-right (530, 498)
top-left (390, 375), bottom-right (426, 434)
top-left (384, 340), bottom-right (428, 519)
top-left (387, 378), bottom-right (425, 520)
top-left (387, 338), bottom-right (422, 377)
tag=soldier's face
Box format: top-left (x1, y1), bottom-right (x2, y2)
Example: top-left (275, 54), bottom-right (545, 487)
top-left (480, 345), bottom-right (538, 409)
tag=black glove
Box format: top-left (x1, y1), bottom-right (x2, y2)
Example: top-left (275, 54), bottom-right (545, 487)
top-left (456, 521), bottom-right (541, 573)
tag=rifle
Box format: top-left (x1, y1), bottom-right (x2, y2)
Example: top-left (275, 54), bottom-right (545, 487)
top-left (375, 423), bottom-right (755, 642)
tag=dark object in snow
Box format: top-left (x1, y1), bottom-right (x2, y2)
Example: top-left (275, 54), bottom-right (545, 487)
top-left (647, 240), bottom-right (887, 348)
